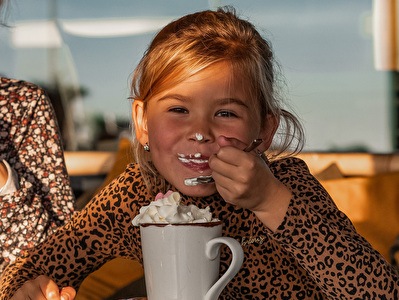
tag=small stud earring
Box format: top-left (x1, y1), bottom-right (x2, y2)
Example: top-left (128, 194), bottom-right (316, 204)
top-left (143, 143), bottom-right (150, 152)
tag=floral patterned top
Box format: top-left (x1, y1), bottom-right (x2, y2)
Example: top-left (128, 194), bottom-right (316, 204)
top-left (0, 77), bottom-right (75, 273)
top-left (1, 158), bottom-right (398, 299)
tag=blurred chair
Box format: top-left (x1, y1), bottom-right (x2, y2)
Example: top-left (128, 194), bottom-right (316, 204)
top-left (390, 235), bottom-right (399, 270)
top-left (298, 152), bottom-right (399, 261)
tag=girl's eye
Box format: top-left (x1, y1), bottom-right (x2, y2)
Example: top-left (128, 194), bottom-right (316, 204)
top-left (169, 107), bottom-right (188, 114)
top-left (216, 110), bottom-right (238, 118)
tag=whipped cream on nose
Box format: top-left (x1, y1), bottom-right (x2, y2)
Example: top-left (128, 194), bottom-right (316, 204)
top-left (195, 133), bottom-right (204, 141)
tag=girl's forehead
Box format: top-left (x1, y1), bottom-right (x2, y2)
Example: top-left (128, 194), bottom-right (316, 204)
top-left (146, 61), bottom-right (256, 107)
top-left (168, 64), bottom-right (250, 95)
top-left (182, 62), bottom-right (251, 89)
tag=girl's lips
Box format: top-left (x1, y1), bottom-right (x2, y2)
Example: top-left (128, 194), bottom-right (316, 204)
top-left (178, 153), bottom-right (210, 173)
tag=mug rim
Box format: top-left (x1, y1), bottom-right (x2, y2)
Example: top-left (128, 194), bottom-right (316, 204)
top-left (140, 220), bottom-right (222, 228)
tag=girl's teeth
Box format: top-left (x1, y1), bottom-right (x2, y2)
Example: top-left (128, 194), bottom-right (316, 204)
top-left (178, 157), bottom-right (208, 164)
top-left (177, 153), bottom-right (207, 164)
top-left (178, 153), bottom-right (202, 159)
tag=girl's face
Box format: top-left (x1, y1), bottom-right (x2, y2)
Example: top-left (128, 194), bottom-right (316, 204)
top-left (134, 61), bottom-right (271, 197)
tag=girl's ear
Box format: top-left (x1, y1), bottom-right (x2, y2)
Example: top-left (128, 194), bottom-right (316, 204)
top-left (259, 114), bottom-right (279, 151)
top-left (132, 100), bottom-right (148, 145)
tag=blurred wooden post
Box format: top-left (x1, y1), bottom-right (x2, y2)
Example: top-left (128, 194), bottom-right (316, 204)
top-left (373, 0), bottom-right (399, 149)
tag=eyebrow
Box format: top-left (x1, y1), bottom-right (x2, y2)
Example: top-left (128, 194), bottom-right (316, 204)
top-left (218, 97), bottom-right (249, 108)
top-left (157, 94), bottom-right (249, 108)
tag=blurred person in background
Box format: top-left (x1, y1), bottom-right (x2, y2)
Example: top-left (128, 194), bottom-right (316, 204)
top-left (0, 0), bottom-right (75, 273)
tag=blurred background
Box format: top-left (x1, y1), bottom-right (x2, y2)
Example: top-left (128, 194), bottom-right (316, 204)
top-left (0, 0), bottom-right (394, 153)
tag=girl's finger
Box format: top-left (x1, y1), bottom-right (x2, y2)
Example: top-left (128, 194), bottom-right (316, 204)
top-left (11, 276), bottom-right (51, 300)
top-left (216, 135), bottom-right (246, 149)
top-left (60, 287), bottom-right (77, 300)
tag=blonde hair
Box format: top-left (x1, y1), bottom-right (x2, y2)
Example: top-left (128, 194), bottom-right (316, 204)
top-left (130, 7), bottom-right (304, 194)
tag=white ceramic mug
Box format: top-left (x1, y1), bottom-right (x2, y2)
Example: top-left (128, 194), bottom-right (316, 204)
top-left (140, 221), bottom-right (244, 300)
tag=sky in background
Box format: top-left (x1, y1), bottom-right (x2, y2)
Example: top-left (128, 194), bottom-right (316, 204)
top-left (0, 0), bottom-right (393, 152)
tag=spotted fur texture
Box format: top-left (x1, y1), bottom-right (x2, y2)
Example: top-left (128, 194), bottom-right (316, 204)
top-left (1, 158), bottom-right (398, 299)
top-left (0, 77), bottom-right (75, 273)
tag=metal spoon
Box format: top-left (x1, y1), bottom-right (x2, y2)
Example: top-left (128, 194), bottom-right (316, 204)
top-left (184, 139), bottom-right (263, 186)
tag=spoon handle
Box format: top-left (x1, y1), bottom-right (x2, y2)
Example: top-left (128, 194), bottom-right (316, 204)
top-left (242, 139), bottom-right (263, 153)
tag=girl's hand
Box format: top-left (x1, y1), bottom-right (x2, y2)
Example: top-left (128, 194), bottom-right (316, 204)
top-left (11, 275), bottom-right (76, 300)
top-left (209, 136), bottom-right (291, 231)
top-left (209, 136), bottom-right (273, 210)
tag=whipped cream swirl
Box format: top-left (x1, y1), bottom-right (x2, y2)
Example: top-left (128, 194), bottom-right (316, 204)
top-left (132, 191), bottom-right (216, 225)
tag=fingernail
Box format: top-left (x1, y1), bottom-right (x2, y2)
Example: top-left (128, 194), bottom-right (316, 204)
top-left (47, 291), bottom-right (57, 299)
top-left (61, 295), bottom-right (70, 300)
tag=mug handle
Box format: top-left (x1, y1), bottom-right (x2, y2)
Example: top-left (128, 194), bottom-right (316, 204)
top-left (204, 237), bottom-right (244, 300)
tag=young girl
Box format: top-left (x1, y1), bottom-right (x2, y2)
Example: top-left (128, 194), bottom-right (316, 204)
top-left (1, 7), bottom-right (398, 300)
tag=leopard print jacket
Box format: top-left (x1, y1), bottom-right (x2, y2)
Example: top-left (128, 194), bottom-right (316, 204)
top-left (0, 77), bottom-right (75, 273)
top-left (1, 158), bottom-right (398, 299)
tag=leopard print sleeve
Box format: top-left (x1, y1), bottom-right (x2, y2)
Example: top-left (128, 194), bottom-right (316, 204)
top-left (0, 78), bottom-right (75, 273)
top-left (0, 163), bottom-right (149, 298)
top-left (271, 157), bottom-right (399, 299)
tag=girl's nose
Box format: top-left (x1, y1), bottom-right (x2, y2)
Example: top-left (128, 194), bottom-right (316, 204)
top-left (188, 117), bottom-right (214, 143)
